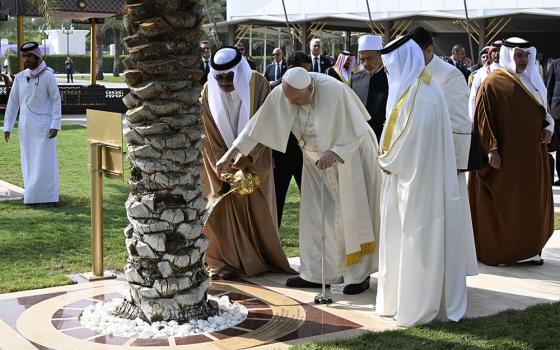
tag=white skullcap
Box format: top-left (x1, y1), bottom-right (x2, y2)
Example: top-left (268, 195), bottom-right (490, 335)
top-left (358, 35), bottom-right (383, 52)
top-left (283, 67), bottom-right (312, 89)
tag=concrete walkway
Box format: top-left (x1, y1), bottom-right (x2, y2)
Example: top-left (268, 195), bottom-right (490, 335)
top-left (54, 74), bottom-right (127, 88)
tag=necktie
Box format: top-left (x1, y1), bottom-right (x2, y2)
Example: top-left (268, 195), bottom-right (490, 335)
top-left (275, 63), bottom-right (280, 80)
top-left (204, 61), bottom-right (209, 73)
top-left (314, 57), bottom-right (319, 73)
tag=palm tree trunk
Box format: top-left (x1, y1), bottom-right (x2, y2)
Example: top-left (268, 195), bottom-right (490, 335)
top-left (114, 0), bottom-right (215, 323)
top-left (112, 27), bottom-right (121, 77)
top-left (96, 31), bottom-right (104, 81)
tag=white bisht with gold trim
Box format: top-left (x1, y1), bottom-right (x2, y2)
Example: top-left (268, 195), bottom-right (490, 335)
top-left (376, 67), bottom-right (467, 327)
top-left (233, 72), bottom-right (382, 285)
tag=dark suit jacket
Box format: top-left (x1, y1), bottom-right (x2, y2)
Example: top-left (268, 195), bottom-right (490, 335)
top-left (199, 59), bottom-right (210, 86)
top-left (470, 62), bottom-right (483, 72)
top-left (264, 61), bottom-right (287, 82)
top-left (547, 58), bottom-right (560, 120)
top-left (245, 57), bottom-right (256, 70)
top-left (446, 58), bottom-right (470, 82)
top-left (310, 54), bottom-right (333, 73)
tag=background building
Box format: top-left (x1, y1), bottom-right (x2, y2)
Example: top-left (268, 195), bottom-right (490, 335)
top-left (213, 0), bottom-right (560, 66)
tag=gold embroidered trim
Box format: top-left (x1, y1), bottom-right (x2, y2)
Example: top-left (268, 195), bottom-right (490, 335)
top-left (332, 66), bottom-right (351, 85)
top-left (496, 68), bottom-right (543, 109)
top-left (345, 241), bottom-right (376, 266)
top-left (249, 72), bottom-right (257, 116)
top-left (379, 68), bottom-right (431, 157)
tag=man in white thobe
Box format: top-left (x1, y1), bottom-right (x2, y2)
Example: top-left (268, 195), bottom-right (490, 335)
top-left (468, 40), bottom-right (502, 121)
top-left (376, 35), bottom-right (467, 327)
top-left (408, 26), bottom-right (478, 276)
top-left (3, 42), bottom-right (61, 204)
top-left (217, 67), bottom-right (382, 295)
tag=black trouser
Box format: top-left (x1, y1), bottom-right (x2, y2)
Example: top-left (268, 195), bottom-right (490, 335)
top-left (272, 133), bottom-right (303, 227)
top-left (66, 70), bottom-right (73, 83)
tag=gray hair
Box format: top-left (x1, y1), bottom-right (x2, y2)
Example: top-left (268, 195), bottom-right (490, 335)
top-left (451, 44), bottom-right (464, 53)
top-left (309, 38), bottom-right (321, 46)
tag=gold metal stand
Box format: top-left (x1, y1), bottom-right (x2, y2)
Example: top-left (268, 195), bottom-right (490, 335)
top-left (81, 142), bottom-right (116, 281)
top-left (81, 110), bottom-right (124, 281)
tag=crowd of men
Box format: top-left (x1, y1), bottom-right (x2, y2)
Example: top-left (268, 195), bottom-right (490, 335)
top-left (2, 27), bottom-right (557, 328)
top-left (198, 27), bottom-right (558, 327)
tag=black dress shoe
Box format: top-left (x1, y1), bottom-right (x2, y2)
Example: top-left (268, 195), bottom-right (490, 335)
top-left (528, 259), bottom-right (544, 266)
top-left (343, 276), bottom-right (370, 295)
top-left (553, 180), bottom-right (560, 186)
top-left (211, 270), bottom-right (234, 280)
top-left (286, 276), bottom-right (329, 288)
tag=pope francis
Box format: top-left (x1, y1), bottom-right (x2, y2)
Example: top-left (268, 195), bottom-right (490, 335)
top-left (217, 68), bottom-right (382, 295)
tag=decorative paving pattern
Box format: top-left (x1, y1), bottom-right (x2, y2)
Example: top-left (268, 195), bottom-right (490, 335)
top-left (0, 279), bottom-right (361, 349)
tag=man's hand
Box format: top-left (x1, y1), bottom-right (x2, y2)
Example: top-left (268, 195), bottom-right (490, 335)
top-left (315, 151), bottom-right (344, 170)
top-left (231, 154), bottom-right (251, 170)
top-left (488, 150), bottom-right (501, 169)
top-left (216, 147), bottom-right (241, 177)
top-left (48, 129), bottom-right (58, 139)
top-left (4, 131), bottom-right (10, 142)
top-left (541, 129), bottom-right (552, 144)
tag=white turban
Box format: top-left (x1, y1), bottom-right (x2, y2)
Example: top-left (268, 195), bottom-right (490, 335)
top-left (207, 47), bottom-right (253, 147)
top-left (283, 67), bottom-right (312, 89)
top-left (358, 35), bottom-right (383, 52)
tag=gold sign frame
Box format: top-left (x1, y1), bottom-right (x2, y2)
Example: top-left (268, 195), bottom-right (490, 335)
top-left (83, 109), bottom-right (124, 280)
top-left (86, 109), bottom-right (124, 181)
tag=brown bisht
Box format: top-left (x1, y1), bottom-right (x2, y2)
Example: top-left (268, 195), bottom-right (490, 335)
top-left (200, 71), bottom-right (295, 277)
top-left (468, 68), bottom-right (554, 265)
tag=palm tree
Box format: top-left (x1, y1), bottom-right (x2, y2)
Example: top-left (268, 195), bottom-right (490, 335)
top-left (96, 25), bottom-right (104, 81)
top-left (99, 17), bottom-right (125, 77)
top-left (112, 0), bottom-right (217, 323)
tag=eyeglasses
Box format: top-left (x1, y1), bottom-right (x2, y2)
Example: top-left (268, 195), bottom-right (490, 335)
top-left (214, 74), bottom-right (234, 82)
top-left (201, 47), bottom-right (210, 51)
top-left (272, 53), bottom-right (280, 56)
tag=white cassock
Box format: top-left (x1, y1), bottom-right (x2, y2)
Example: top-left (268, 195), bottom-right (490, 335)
top-left (376, 41), bottom-right (466, 326)
top-left (3, 68), bottom-right (61, 204)
top-left (427, 55), bottom-right (478, 276)
top-left (233, 73), bottom-right (382, 284)
top-left (468, 62), bottom-right (500, 121)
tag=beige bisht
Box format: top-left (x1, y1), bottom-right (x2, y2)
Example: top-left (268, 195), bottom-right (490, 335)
top-left (200, 70), bottom-right (295, 277)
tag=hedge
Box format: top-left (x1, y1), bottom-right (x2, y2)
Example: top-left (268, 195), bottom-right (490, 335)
top-left (7, 54), bottom-right (125, 74)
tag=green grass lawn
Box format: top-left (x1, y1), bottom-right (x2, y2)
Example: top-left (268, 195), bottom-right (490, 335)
top-left (0, 123), bottom-right (130, 292)
top-left (1, 122), bottom-right (559, 349)
top-left (0, 122), bottom-right (300, 292)
top-left (294, 302), bottom-right (560, 350)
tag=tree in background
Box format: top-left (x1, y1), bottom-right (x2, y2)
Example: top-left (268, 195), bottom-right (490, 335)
top-left (100, 17), bottom-right (125, 77)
